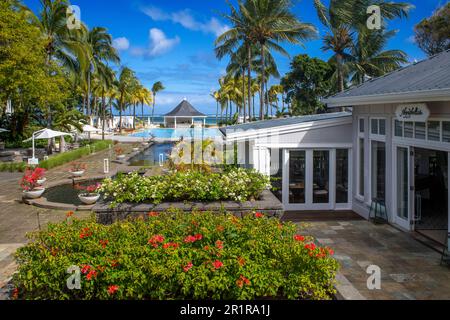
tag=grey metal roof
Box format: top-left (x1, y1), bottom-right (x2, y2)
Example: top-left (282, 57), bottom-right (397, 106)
top-left (220, 112), bottom-right (352, 135)
top-left (164, 99), bottom-right (206, 117)
top-left (326, 49), bottom-right (450, 103)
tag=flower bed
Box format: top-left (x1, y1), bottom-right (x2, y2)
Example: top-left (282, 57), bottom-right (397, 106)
top-left (99, 168), bottom-right (272, 206)
top-left (13, 210), bottom-right (338, 300)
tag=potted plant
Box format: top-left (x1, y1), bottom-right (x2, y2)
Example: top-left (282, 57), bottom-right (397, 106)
top-left (115, 147), bottom-right (126, 160)
top-left (76, 183), bottom-right (101, 205)
top-left (69, 162), bottom-right (87, 177)
top-left (21, 168), bottom-right (46, 199)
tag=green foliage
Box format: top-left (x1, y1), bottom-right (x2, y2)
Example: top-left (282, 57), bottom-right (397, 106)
top-left (100, 168), bottom-right (272, 206)
top-left (38, 140), bottom-right (112, 170)
top-left (414, 3), bottom-right (450, 56)
top-left (0, 162), bottom-right (27, 173)
top-left (281, 54), bottom-right (334, 115)
top-left (13, 211), bottom-right (339, 300)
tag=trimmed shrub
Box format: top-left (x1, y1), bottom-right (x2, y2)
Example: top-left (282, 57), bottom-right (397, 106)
top-left (13, 211), bottom-right (338, 300)
top-left (99, 168), bottom-right (272, 206)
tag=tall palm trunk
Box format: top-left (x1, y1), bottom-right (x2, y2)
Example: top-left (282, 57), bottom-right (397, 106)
top-left (336, 53), bottom-right (344, 92)
top-left (242, 67), bottom-right (246, 123)
top-left (259, 44), bottom-right (265, 120)
top-left (247, 45), bottom-right (252, 122)
top-left (101, 92), bottom-right (106, 140)
top-left (151, 98), bottom-right (155, 124)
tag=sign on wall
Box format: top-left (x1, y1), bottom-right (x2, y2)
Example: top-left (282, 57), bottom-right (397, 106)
top-left (395, 103), bottom-right (430, 122)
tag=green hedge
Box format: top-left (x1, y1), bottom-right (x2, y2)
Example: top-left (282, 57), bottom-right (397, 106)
top-left (0, 140), bottom-right (112, 172)
top-left (13, 210), bottom-right (338, 300)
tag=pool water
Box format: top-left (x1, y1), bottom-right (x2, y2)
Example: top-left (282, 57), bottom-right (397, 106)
top-left (128, 143), bottom-right (174, 167)
top-left (130, 128), bottom-right (222, 139)
top-left (45, 179), bottom-right (103, 206)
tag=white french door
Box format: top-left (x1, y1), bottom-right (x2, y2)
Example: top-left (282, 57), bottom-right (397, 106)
top-left (283, 149), bottom-right (350, 211)
top-left (393, 145), bottom-right (413, 230)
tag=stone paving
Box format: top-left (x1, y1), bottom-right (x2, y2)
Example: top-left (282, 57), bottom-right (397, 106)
top-left (301, 220), bottom-right (450, 300)
top-left (0, 144), bottom-right (133, 297)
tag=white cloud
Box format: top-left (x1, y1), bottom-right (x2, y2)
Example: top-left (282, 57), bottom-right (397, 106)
top-left (142, 6), bottom-right (230, 37)
top-left (113, 37), bottom-right (130, 51)
top-left (406, 35), bottom-right (416, 44)
top-left (131, 28), bottom-right (180, 58)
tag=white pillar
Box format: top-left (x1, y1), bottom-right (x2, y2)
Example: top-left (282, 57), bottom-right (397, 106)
top-left (192, 118), bottom-right (194, 126)
top-left (175, 117), bottom-right (177, 129)
top-left (203, 118), bottom-right (206, 127)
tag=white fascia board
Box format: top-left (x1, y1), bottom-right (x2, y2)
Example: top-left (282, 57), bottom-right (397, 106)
top-left (224, 117), bottom-right (352, 143)
top-left (325, 88), bottom-right (450, 108)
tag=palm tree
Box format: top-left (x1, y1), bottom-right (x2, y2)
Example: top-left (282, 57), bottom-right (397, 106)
top-left (151, 81), bottom-right (165, 124)
top-left (347, 29), bottom-right (408, 85)
top-left (241, 0), bottom-right (317, 119)
top-left (211, 91), bottom-right (221, 126)
top-left (96, 63), bottom-right (115, 139)
top-left (137, 87), bottom-right (153, 126)
top-left (314, 0), bottom-right (413, 92)
top-left (116, 67), bottom-right (136, 133)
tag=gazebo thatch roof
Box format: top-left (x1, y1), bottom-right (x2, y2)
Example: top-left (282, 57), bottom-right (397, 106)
top-left (164, 99), bottom-right (206, 117)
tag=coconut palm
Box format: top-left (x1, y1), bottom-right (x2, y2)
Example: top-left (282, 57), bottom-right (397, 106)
top-left (96, 63), bottom-right (115, 139)
top-left (347, 29), bottom-right (408, 85)
top-left (240, 0), bottom-right (317, 119)
top-left (314, 0), bottom-right (413, 92)
top-left (151, 81), bottom-right (165, 124)
top-left (116, 67), bottom-right (136, 133)
top-left (137, 87), bottom-right (153, 126)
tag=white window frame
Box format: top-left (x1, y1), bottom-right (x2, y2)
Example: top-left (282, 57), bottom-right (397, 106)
top-left (356, 117), bottom-right (366, 201)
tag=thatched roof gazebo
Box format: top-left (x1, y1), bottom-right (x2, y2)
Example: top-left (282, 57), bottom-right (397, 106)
top-left (164, 98), bottom-right (207, 128)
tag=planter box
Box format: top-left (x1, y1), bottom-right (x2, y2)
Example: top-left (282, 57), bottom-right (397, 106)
top-left (93, 190), bottom-right (284, 225)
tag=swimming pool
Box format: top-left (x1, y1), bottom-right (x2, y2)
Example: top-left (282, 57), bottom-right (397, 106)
top-left (130, 128), bottom-right (223, 140)
top-left (128, 143), bottom-right (174, 167)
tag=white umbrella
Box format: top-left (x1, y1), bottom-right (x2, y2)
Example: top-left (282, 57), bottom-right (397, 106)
top-left (24, 129), bottom-right (72, 161)
top-left (82, 124), bottom-right (102, 133)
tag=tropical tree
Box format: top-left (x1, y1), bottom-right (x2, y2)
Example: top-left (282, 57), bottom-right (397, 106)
top-left (116, 67), bottom-right (136, 133)
top-left (137, 86), bottom-right (153, 126)
top-left (151, 81), bottom-right (165, 124)
top-left (314, 0), bottom-right (413, 92)
top-left (346, 29), bottom-right (408, 85)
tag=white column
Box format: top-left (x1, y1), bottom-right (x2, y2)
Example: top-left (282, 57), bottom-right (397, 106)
top-left (175, 117), bottom-right (177, 129)
top-left (192, 118), bottom-right (194, 126)
top-left (203, 118), bottom-right (206, 127)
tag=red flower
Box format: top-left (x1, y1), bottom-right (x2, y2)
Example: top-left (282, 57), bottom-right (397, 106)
top-left (148, 235), bottom-right (165, 247)
top-left (12, 288), bottom-right (19, 300)
top-left (86, 270), bottom-right (97, 280)
top-left (236, 275), bottom-right (251, 288)
top-left (147, 211), bottom-right (159, 217)
top-left (183, 235), bottom-right (197, 243)
top-left (66, 211), bottom-right (74, 218)
top-left (212, 260), bottom-right (224, 269)
top-left (107, 285), bottom-right (119, 295)
top-left (81, 265), bottom-right (91, 274)
top-left (326, 247), bottom-right (334, 256)
top-left (304, 243), bottom-right (316, 251)
top-left (204, 245), bottom-right (210, 251)
top-left (194, 234), bottom-right (203, 241)
top-left (99, 239), bottom-right (109, 248)
top-left (294, 235), bottom-right (305, 242)
top-left (163, 242), bottom-right (179, 249)
top-left (255, 212), bottom-right (264, 218)
top-left (215, 240), bottom-right (224, 250)
top-left (183, 261), bottom-right (193, 272)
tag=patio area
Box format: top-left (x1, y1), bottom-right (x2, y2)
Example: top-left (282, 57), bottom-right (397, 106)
top-left (298, 218), bottom-right (450, 300)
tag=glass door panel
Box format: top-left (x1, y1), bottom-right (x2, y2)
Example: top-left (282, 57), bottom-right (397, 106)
top-left (371, 141), bottom-right (386, 202)
top-left (289, 151), bottom-right (306, 204)
top-left (397, 147), bottom-right (409, 221)
top-left (336, 149), bottom-right (349, 204)
top-left (313, 151), bottom-right (330, 204)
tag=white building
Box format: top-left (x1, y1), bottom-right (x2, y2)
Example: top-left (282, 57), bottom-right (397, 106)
top-left (221, 49), bottom-right (450, 249)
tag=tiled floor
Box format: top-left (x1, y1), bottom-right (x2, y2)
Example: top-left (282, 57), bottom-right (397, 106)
top-left (300, 220), bottom-right (450, 300)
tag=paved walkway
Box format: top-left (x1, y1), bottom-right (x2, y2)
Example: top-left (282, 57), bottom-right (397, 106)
top-left (0, 144), bottom-right (133, 296)
top-left (301, 220), bottom-right (450, 300)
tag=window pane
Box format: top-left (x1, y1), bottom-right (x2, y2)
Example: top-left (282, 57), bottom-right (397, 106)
top-left (336, 149), bottom-right (349, 204)
top-left (443, 122), bottom-right (450, 143)
top-left (371, 119), bottom-right (378, 135)
top-left (427, 121), bottom-right (440, 141)
top-left (404, 121), bottom-right (414, 138)
top-left (395, 120), bottom-right (403, 137)
top-left (397, 147), bottom-right (409, 220)
top-left (359, 138), bottom-right (365, 196)
top-left (359, 118), bottom-right (365, 133)
top-left (371, 141), bottom-right (386, 201)
top-left (379, 119), bottom-right (386, 135)
top-left (313, 150), bottom-right (329, 204)
top-left (289, 151), bottom-right (305, 204)
top-left (270, 149), bottom-right (283, 202)
top-left (415, 122), bottom-right (426, 140)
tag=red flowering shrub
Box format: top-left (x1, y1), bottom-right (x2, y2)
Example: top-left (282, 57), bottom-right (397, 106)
top-left (13, 210), bottom-right (338, 300)
top-left (20, 167), bottom-right (46, 191)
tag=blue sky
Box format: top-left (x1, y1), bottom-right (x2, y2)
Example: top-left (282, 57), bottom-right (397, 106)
top-left (25, 0), bottom-right (448, 115)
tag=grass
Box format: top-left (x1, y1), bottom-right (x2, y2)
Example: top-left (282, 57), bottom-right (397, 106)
top-left (0, 140), bottom-right (113, 172)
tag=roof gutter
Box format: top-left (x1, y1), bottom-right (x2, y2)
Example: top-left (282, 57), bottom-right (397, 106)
top-left (325, 88), bottom-right (450, 108)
